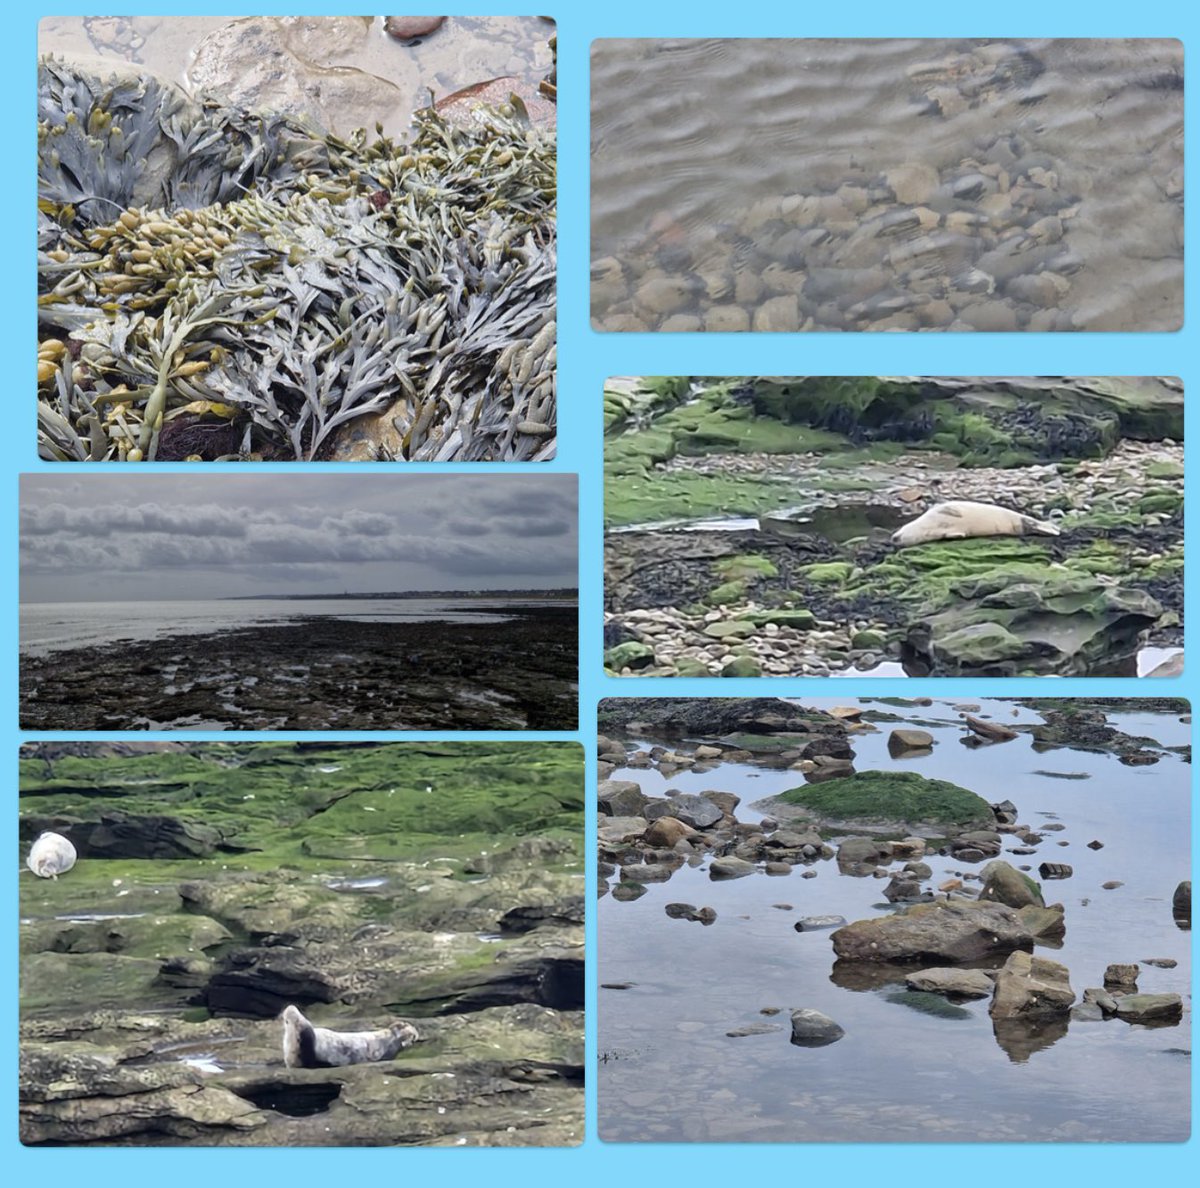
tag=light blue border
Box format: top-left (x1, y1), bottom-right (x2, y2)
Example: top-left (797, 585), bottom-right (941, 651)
top-left (7, 0), bottom-right (1195, 1175)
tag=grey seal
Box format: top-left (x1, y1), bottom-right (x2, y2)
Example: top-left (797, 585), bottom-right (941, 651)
top-left (26, 831), bottom-right (77, 879)
top-left (891, 500), bottom-right (1060, 547)
top-left (281, 1004), bottom-right (419, 1069)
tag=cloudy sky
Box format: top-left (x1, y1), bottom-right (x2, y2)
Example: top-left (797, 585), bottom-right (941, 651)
top-left (20, 474), bottom-right (577, 602)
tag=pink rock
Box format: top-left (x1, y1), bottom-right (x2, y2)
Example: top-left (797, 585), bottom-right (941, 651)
top-left (385, 17), bottom-right (446, 41)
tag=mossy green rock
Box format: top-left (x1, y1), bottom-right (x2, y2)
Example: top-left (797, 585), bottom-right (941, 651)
top-left (721, 656), bottom-right (763, 678)
top-left (704, 620), bottom-right (756, 640)
top-left (778, 770), bottom-right (993, 832)
top-left (738, 609), bottom-right (816, 631)
top-left (851, 630), bottom-right (887, 650)
top-left (606, 641), bottom-right (656, 671)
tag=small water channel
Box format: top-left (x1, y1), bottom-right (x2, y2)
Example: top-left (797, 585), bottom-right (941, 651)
top-left (598, 698), bottom-right (1191, 1142)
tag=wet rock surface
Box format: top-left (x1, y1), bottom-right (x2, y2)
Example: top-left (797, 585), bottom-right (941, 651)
top-left (19, 741), bottom-right (584, 1146)
top-left (21, 607), bottom-right (577, 731)
top-left (604, 377), bottom-right (1182, 679)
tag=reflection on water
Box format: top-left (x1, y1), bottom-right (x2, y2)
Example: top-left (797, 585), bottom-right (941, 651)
top-left (592, 39), bottom-right (1183, 332)
top-left (599, 698), bottom-right (1191, 1142)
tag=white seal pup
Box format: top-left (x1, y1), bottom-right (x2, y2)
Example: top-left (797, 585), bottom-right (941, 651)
top-left (891, 500), bottom-right (1060, 548)
top-left (26, 831), bottom-right (77, 879)
top-left (281, 1004), bottom-right (419, 1069)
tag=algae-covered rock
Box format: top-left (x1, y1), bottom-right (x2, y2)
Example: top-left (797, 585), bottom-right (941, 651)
top-left (777, 770), bottom-right (993, 833)
top-left (831, 900), bottom-right (1035, 964)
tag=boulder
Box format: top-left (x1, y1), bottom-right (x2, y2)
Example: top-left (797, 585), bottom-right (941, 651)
top-left (709, 856), bottom-right (756, 880)
top-left (883, 874), bottom-right (926, 903)
top-left (979, 860), bottom-right (1045, 909)
top-left (1103, 962), bottom-right (1139, 989)
top-left (597, 780), bottom-right (647, 818)
top-left (643, 817), bottom-right (696, 848)
top-left (837, 838), bottom-right (892, 866)
top-left (904, 968), bottom-right (994, 998)
top-left (598, 817), bottom-right (649, 845)
top-left (643, 795), bottom-right (723, 830)
top-left (1016, 905), bottom-right (1066, 941)
top-left (831, 900), bottom-right (1034, 964)
top-left (989, 950), bottom-right (1074, 1019)
top-left (789, 1009), bottom-right (844, 1047)
top-left (963, 715), bottom-right (1018, 742)
top-left (1112, 994), bottom-right (1184, 1024)
top-left (1173, 880), bottom-right (1190, 926)
top-left (888, 729), bottom-right (934, 755)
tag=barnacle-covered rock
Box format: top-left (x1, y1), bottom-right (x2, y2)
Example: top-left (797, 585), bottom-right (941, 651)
top-left (37, 55), bottom-right (556, 463)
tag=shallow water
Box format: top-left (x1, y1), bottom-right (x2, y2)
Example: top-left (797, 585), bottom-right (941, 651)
top-left (599, 698), bottom-right (1191, 1142)
top-left (19, 597), bottom-right (565, 657)
top-left (592, 39), bottom-right (1183, 331)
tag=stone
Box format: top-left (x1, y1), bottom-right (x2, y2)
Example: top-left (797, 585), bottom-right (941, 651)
top-left (384, 16), bottom-right (446, 40)
top-left (709, 856), bottom-right (756, 880)
top-left (643, 817), bottom-right (696, 848)
top-left (837, 838), bottom-right (892, 866)
top-left (887, 729), bottom-right (935, 755)
top-left (727, 1023), bottom-right (783, 1038)
top-left (904, 968), bottom-right (994, 999)
top-left (598, 817), bottom-right (650, 845)
top-left (664, 903), bottom-right (716, 925)
top-left (693, 745), bottom-right (723, 760)
top-left (794, 915), bottom-right (846, 932)
top-left (883, 874), bottom-right (926, 903)
top-left (963, 715), bottom-right (1018, 742)
top-left (702, 791), bottom-right (741, 816)
top-left (979, 860), bottom-right (1045, 909)
top-left (1016, 905), bottom-right (1066, 941)
top-left (635, 276), bottom-right (697, 316)
top-left (643, 795), bottom-right (723, 830)
top-left (989, 950), bottom-right (1074, 1019)
top-left (831, 900), bottom-right (1035, 963)
top-left (789, 1009), bottom-right (844, 1047)
top-left (606, 641), bottom-right (656, 671)
top-left (903, 861), bottom-right (932, 880)
top-left (619, 862), bottom-right (676, 884)
top-left (1103, 963), bottom-right (1139, 989)
top-left (1038, 862), bottom-right (1072, 880)
top-left (1173, 880), bottom-right (1190, 926)
top-left (597, 780), bottom-right (647, 818)
top-left (720, 656), bottom-right (762, 678)
top-left (752, 295), bottom-right (801, 332)
top-left (1112, 994), bottom-right (1184, 1024)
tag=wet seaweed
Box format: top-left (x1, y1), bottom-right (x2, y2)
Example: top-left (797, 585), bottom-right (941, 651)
top-left (37, 56), bottom-right (557, 462)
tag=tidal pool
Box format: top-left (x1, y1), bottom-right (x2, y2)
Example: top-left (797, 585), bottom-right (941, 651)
top-left (598, 698), bottom-right (1191, 1142)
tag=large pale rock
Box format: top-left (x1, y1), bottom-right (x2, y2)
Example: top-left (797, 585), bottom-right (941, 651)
top-left (831, 900), bottom-right (1034, 964)
top-left (887, 729), bottom-right (934, 754)
top-left (644, 795), bottom-right (723, 830)
top-left (1112, 994), bottom-right (1184, 1023)
top-left (989, 950), bottom-right (1074, 1019)
top-left (597, 780), bottom-right (647, 818)
top-left (789, 1009), bottom-right (844, 1047)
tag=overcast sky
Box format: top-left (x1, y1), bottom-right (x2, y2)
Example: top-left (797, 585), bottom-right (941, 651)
top-left (20, 474), bottom-right (578, 602)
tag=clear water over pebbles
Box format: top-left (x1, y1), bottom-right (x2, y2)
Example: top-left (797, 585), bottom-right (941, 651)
top-left (591, 39), bottom-right (1182, 331)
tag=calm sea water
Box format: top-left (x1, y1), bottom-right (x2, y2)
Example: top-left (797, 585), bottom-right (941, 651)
top-left (599, 698), bottom-right (1191, 1142)
top-left (20, 597), bottom-right (564, 657)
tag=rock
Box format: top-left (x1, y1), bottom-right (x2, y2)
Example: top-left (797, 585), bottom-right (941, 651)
top-left (904, 861), bottom-right (932, 880)
top-left (949, 831), bottom-right (1002, 860)
top-left (837, 838), bottom-right (892, 866)
top-left (1102, 881), bottom-right (1124, 890)
top-left (831, 900), bottom-right (1035, 963)
top-left (794, 915), bottom-right (846, 932)
top-left (1037, 862), bottom-right (1072, 880)
top-left (989, 951), bottom-right (1074, 1019)
top-left (891, 837), bottom-right (927, 860)
top-left (643, 817), bottom-right (696, 848)
top-left (702, 791), bottom-right (741, 816)
top-left (597, 780), bottom-right (647, 818)
top-left (605, 641), bottom-right (656, 671)
top-left (610, 882), bottom-right (647, 902)
top-left (887, 729), bottom-right (935, 755)
top-left (904, 968), bottom-right (994, 999)
top-left (720, 656), bottom-right (763, 678)
top-left (979, 860), bottom-right (1045, 909)
top-left (1173, 880), bottom-right (1190, 926)
top-left (789, 1009), bottom-right (844, 1047)
top-left (1083, 987), bottom-right (1119, 1014)
top-left (727, 1023), bottom-right (783, 1038)
top-left (693, 745), bottom-right (723, 760)
top-left (598, 817), bottom-right (650, 845)
top-left (1112, 994), bottom-right (1184, 1024)
top-left (1103, 963), bottom-right (1139, 989)
top-left (1141, 957), bottom-right (1178, 969)
top-left (635, 276), bottom-right (697, 316)
top-left (709, 856), bottom-right (756, 880)
top-left (1015, 905), bottom-right (1066, 942)
top-left (963, 715), bottom-right (1018, 742)
top-left (883, 874), bottom-right (926, 903)
top-left (384, 16), bottom-right (446, 40)
top-left (643, 795), bottom-right (723, 830)
top-left (752, 295), bottom-right (801, 332)
top-left (1087, 840), bottom-right (1104, 850)
top-left (619, 862), bottom-right (676, 884)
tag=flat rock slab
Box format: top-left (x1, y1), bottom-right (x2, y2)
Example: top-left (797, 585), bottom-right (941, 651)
top-left (904, 967), bottom-right (994, 998)
top-left (1113, 993), bottom-right (1183, 1023)
top-left (831, 899), bottom-right (1034, 964)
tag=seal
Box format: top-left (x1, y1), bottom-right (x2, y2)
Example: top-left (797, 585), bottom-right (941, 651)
top-left (26, 831), bottom-right (77, 879)
top-left (891, 500), bottom-right (1060, 548)
top-left (281, 1004), bottom-right (419, 1069)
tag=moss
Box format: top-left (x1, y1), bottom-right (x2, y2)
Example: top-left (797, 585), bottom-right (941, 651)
top-left (705, 580), bottom-right (747, 606)
top-left (1137, 491), bottom-right (1183, 515)
top-left (715, 554), bottom-right (778, 581)
top-left (798, 561), bottom-right (854, 585)
top-left (604, 470), bottom-right (794, 528)
top-left (720, 656), bottom-right (762, 677)
top-left (778, 770), bottom-right (993, 830)
top-left (737, 608), bottom-right (816, 631)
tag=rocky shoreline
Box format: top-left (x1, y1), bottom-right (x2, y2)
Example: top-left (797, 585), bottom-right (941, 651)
top-left (20, 742), bottom-right (584, 1146)
top-left (21, 606), bottom-right (578, 731)
top-left (598, 698), bottom-right (1190, 1081)
top-left (604, 378), bottom-right (1183, 678)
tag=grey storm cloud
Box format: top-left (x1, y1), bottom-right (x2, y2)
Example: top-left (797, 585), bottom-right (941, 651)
top-left (20, 474), bottom-right (577, 602)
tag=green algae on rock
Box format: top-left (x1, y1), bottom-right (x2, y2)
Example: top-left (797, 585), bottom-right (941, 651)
top-left (37, 56), bottom-right (556, 462)
top-left (19, 741), bottom-right (583, 1146)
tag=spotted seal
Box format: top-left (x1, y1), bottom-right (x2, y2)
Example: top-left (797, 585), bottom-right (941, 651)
top-left (26, 831), bottom-right (77, 878)
top-left (281, 1004), bottom-right (419, 1069)
top-left (891, 500), bottom-right (1060, 548)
